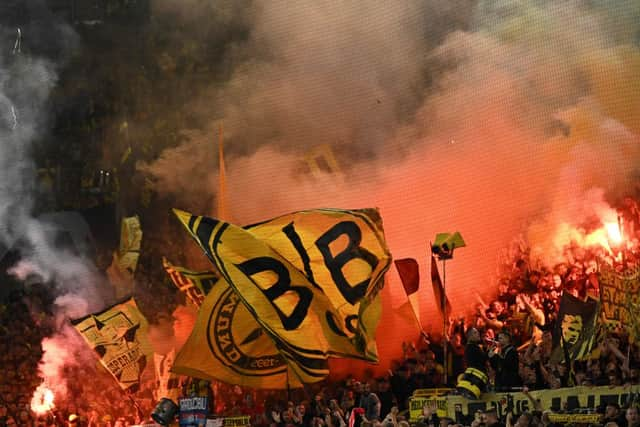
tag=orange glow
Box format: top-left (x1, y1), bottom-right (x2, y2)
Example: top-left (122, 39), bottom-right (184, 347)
top-left (605, 222), bottom-right (623, 246)
top-left (31, 382), bottom-right (55, 415)
top-left (584, 226), bottom-right (612, 252)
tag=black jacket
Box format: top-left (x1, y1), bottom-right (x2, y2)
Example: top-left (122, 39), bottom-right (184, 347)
top-left (490, 345), bottom-right (521, 390)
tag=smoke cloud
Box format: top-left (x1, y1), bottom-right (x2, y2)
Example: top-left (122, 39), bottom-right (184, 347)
top-left (140, 0), bottom-right (640, 369)
top-left (0, 0), bottom-right (110, 399)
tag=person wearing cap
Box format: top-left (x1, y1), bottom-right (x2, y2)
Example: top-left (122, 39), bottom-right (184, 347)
top-left (489, 330), bottom-right (521, 391)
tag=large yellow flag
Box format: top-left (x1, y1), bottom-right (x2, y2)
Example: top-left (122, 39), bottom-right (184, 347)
top-left (71, 298), bottom-right (152, 392)
top-left (171, 278), bottom-right (305, 388)
top-left (245, 208), bottom-right (390, 360)
top-left (173, 208), bottom-right (391, 368)
top-left (162, 258), bottom-right (219, 308)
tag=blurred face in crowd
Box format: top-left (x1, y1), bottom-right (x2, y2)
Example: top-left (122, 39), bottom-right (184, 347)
top-left (362, 383), bottom-right (371, 395)
top-left (522, 366), bottom-right (537, 385)
top-left (606, 404), bottom-right (620, 419)
top-left (516, 412), bottom-right (532, 427)
top-left (467, 328), bottom-right (480, 343)
top-left (377, 379), bottom-right (390, 391)
top-left (626, 407), bottom-right (640, 426)
top-left (484, 411), bottom-right (498, 425)
top-left (424, 351), bottom-right (436, 368)
top-left (491, 302), bottom-right (504, 315)
top-left (453, 332), bottom-right (463, 346)
top-left (561, 314), bottom-right (583, 345)
top-left (497, 332), bottom-right (510, 347)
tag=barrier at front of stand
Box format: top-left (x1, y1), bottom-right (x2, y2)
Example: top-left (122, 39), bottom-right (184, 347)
top-left (409, 385), bottom-right (640, 422)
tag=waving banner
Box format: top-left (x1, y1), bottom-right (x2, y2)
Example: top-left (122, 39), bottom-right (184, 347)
top-left (71, 298), bottom-right (152, 391)
top-left (171, 277), bottom-right (304, 388)
top-left (599, 264), bottom-right (640, 334)
top-left (410, 384), bottom-right (640, 422)
top-left (173, 208), bottom-right (391, 383)
top-left (245, 208), bottom-right (390, 360)
top-left (163, 258), bottom-right (219, 307)
top-left (551, 293), bottom-right (599, 363)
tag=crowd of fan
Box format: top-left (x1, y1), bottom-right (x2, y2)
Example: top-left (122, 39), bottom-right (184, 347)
top-left (4, 200), bottom-right (640, 427)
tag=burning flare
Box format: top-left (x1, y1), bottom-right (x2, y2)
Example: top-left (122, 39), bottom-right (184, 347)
top-left (31, 382), bottom-right (55, 415)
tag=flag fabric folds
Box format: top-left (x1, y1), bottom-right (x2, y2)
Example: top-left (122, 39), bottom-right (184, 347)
top-left (395, 258), bottom-right (419, 296)
top-left (551, 292), bottom-right (599, 363)
top-left (244, 208), bottom-right (391, 361)
top-left (172, 208), bottom-right (391, 384)
top-left (430, 254), bottom-right (452, 319)
top-left (117, 215), bottom-right (142, 275)
top-left (394, 258), bottom-right (422, 328)
top-left (162, 258), bottom-right (218, 308)
top-left (171, 278), bottom-right (304, 389)
top-left (71, 297), bottom-right (152, 392)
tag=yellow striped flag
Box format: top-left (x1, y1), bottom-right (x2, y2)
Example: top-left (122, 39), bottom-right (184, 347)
top-left (162, 258), bottom-right (219, 307)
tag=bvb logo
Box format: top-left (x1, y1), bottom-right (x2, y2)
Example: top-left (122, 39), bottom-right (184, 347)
top-left (207, 287), bottom-right (288, 377)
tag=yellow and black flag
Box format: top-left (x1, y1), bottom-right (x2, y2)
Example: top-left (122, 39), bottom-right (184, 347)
top-left (162, 258), bottom-right (219, 308)
top-left (551, 292), bottom-right (599, 363)
top-left (245, 208), bottom-right (391, 360)
top-left (71, 298), bottom-right (153, 392)
top-left (599, 263), bottom-right (640, 339)
top-left (171, 278), bottom-right (304, 389)
top-left (172, 208), bottom-right (391, 378)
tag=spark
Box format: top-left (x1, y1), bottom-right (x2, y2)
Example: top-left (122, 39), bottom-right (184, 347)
top-left (11, 105), bottom-right (17, 130)
top-left (12, 28), bottom-right (21, 55)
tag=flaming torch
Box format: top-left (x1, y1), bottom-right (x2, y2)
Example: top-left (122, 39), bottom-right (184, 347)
top-left (605, 220), bottom-right (623, 247)
top-left (30, 382), bottom-right (55, 415)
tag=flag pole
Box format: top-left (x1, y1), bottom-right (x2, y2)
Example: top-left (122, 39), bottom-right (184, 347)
top-left (442, 257), bottom-right (448, 386)
top-left (216, 122), bottom-right (228, 221)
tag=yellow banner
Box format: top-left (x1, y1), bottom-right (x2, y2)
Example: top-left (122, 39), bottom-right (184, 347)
top-left (171, 278), bottom-right (304, 389)
top-left (118, 216), bottom-right (142, 275)
top-left (599, 264), bottom-right (640, 326)
top-left (71, 298), bottom-right (152, 391)
top-left (173, 208), bottom-right (391, 381)
top-left (162, 258), bottom-right (219, 307)
top-left (409, 385), bottom-right (640, 422)
top-left (223, 416), bottom-right (251, 426)
top-left (547, 413), bottom-right (601, 423)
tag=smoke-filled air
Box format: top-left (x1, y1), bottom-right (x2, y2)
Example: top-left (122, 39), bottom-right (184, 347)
top-left (1, 0), bottom-right (640, 422)
top-left (141, 1), bottom-right (639, 328)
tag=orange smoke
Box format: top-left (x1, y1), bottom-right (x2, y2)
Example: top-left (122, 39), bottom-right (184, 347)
top-left (32, 326), bottom-right (86, 408)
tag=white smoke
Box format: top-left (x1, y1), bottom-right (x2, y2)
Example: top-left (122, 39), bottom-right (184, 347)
top-left (0, 3), bottom-right (109, 402)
